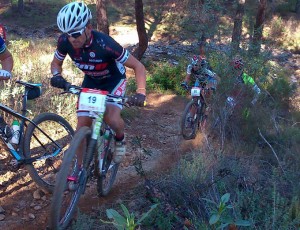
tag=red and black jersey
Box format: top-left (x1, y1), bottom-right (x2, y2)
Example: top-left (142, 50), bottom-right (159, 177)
top-left (54, 30), bottom-right (129, 82)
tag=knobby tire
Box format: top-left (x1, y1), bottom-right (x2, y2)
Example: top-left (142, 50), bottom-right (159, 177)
top-left (49, 126), bottom-right (91, 230)
top-left (181, 100), bottom-right (199, 140)
top-left (23, 112), bottom-right (74, 193)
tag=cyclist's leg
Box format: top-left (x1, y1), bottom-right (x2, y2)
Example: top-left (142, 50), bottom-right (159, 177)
top-left (105, 79), bottom-right (127, 163)
top-left (104, 104), bottom-right (126, 163)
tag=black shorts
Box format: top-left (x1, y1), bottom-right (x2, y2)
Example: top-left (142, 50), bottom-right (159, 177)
top-left (82, 75), bottom-right (126, 93)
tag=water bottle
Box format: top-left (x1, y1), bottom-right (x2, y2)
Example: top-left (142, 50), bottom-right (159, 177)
top-left (10, 120), bottom-right (20, 144)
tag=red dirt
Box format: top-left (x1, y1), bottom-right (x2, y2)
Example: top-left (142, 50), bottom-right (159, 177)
top-left (0, 93), bottom-right (203, 230)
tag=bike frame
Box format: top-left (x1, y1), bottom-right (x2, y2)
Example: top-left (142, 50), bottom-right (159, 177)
top-left (86, 95), bottom-right (123, 175)
top-left (0, 82), bottom-right (64, 166)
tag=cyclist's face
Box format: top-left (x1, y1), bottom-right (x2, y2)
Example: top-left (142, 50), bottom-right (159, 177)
top-left (67, 27), bottom-right (90, 49)
top-left (192, 64), bottom-right (200, 71)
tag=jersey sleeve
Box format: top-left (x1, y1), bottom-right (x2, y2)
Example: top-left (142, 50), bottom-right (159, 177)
top-left (54, 35), bottom-right (68, 62)
top-left (0, 36), bottom-right (6, 54)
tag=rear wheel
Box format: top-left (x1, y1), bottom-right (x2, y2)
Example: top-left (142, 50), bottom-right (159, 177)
top-left (96, 124), bottom-right (119, 196)
top-left (49, 126), bottom-right (91, 230)
top-left (181, 100), bottom-right (200, 140)
top-left (23, 112), bottom-right (74, 193)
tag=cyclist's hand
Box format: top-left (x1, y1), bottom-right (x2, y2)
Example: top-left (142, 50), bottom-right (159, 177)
top-left (50, 75), bottom-right (70, 90)
top-left (181, 81), bottom-right (189, 90)
top-left (128, 93), bottom-right (146, 107)
top-left (0, 69), bottom-right (12, 80)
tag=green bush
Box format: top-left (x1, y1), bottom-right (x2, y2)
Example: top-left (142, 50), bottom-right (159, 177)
top-left (147, 61), bottom-right (186, 94)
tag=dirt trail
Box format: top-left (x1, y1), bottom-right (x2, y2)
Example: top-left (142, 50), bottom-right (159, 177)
top-left (0, 93), bottom-right (203, 230)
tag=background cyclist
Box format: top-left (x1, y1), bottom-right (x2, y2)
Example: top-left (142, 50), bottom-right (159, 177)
top-left (227, 56), bottom-right (261, 108)
top-left (181, 55), bottom-right (218, 93)
top-left (0, 34), bottom-right (14, 137)
top-left (50, 2), bottom-right (147, 170)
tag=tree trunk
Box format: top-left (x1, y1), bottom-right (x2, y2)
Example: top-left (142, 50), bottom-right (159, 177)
top-left (296, 0), bottom-right (300, 17)
top-left (96, 0), bottom-right (109, 35)
top-left (132, 0), bottom-right (148, 60)
top-left (249, 0), bottom-right (267, 56)
top-left (231, 0), bottom-right (245, 53)
top-left (18, 0), bottom-right (24, 13)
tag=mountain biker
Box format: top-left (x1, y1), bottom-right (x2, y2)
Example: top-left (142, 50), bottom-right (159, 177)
top-left (0, 35), bottom-right (14, 138)
top-left (181, 55), bottom-right (218, 93)
top-left (50, 2), bottom-right (146, 167)
top-left (180, 55), bottom-right (219, 127)
top-left (227, 57), bottom-right (261, 108)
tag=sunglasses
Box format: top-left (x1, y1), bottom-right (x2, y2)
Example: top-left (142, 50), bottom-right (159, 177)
top-left (67, 27), bottom-right (86, 39)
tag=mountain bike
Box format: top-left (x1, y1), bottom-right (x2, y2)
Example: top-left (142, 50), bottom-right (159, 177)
top-left (49, 86), bottom-right (142, 229)
top-left (180, 79), bottom-right (211, 140)
top-left (0, 80), bottom-right (74, 192)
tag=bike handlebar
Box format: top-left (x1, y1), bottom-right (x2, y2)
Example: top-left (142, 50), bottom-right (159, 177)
top-left (60, 85), bottom-right (146, 107)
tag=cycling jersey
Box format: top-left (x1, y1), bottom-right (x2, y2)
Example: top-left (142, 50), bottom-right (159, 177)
top-left (0, 36), bottom-right (6, 54)
top-left (237, 72), bottom-right (260, 95)
top-left (54, 30), bottom-right (129, 91)
top-left (186, 63), bottom-right (217, 89)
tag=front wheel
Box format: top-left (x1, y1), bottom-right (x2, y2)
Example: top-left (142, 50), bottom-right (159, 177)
top-left (96, 124), bottom-right (119, 196)
top-left (23, 112), bottom-right (74, 193)
top-left (49, 126), bottom-right (91, 230)
top-left (181, 100), bottom-right (200, 140)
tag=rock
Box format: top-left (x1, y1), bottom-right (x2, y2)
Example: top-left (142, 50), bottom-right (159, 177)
top-left (33, 205), bottom-right (42, 211)
top-left (0, 214), bottom-right (5, 221)
top-left (11, 212), bottom-right (18, 216)
top-left (33, 189), bottom-right (45, 199)
top-left (0, 206), bottom-right (5, 214)
top-left (28, 213), bottom-right (35, 220)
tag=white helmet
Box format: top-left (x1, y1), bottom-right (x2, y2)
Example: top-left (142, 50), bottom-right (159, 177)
top-left (57, 2), bottom-right (92, 33)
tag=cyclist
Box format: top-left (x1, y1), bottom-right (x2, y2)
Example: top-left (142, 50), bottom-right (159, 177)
top-left (50, 2), bottom-right (146, 167)
top-left (227, 57), bottom-right (261, 108)
top-left (0, 35), bottom-right (13, 137)
top-left (181, 55), bottom-right (218, 92)
top-left (0, 36), bottom-right (13, 80)
top-left (180, 55), bottom-right (218, 129)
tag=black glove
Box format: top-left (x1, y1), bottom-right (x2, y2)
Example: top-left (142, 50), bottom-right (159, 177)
top-left (128, 93), bottom-right (146, 107)
top-left (181, 81), bottom-right (189, 90)
top-left (50, 75), bottom-right (69, 90)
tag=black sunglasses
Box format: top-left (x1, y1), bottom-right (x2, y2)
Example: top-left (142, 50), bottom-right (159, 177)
top-left (67, 27), bottom-right (86, 39)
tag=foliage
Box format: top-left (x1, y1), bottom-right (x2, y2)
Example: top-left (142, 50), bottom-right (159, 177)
top-left (101, 203), bottom-right (158, 230)
top-left (71, 210), bottom-right (95, 230)
top-left (146, 61), bottom-right (186, 95)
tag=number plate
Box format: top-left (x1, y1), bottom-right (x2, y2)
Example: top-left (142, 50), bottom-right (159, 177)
top-left (191, 87), bottom-right (201, 96)
top-left (78, 88), bottom-right (108, 112)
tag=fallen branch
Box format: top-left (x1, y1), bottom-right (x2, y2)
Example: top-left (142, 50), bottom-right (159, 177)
top-left (258, 128), bottom-right (285, 175)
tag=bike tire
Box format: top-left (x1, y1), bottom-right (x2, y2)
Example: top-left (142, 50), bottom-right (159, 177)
top-left (23, 112), bottom-right (74, 193)
top-left (96, 124), bottom-right (119, 197)
top-left (181, 100), bottom-right (199, 140)
top-left (49, 126), bottom-right (91, 230)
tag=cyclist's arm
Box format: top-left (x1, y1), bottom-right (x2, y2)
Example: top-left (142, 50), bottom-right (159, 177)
top-left (123, 54), bottom-right (146, 95)
top-left (0, 49), bottom-right (13, 72)
top-left (51, 56), bottom-right (63, 76)
top-left (183, 64), bottom-right (193, 84)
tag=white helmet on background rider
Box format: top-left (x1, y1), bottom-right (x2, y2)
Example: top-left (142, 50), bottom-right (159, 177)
top-left (57, 2), bottom-right (92, 33)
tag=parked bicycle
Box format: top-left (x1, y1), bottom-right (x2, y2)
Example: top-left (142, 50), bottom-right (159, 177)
top-left (180, 78), bottom-right (212, 140)
top-left (49, 85), bottom-right (144, 229)
top-left (0, 80), bottom-right (74, 192)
